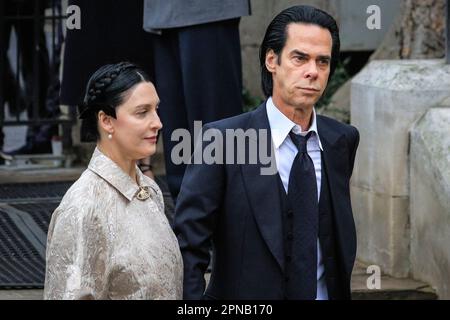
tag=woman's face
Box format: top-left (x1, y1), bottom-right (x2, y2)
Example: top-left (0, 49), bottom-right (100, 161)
top-left (109, 81), bottom-right (162, 160)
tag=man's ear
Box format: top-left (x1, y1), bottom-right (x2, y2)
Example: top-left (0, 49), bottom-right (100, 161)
top-left (265, 49), bottom-right (278, 73)
top-left (98, 111), bottom-right (114, 135)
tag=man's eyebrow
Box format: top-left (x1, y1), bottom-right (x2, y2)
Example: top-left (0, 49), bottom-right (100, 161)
top-left (291, 50), bottom-right (331, 60)
top-left (291, 50), bottom-right (309, 57)
top-left (317, 55), bottom-right (331, 60)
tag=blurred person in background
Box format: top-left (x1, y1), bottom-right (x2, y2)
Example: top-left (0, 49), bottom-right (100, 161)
top-left (1, 0), bottom-right (59, 156)
top-left (142, 0), bottom-right (251, 201)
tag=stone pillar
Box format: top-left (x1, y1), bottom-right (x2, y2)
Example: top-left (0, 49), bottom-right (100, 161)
top-left (410, 106), bottom-right (450, 299)
top-left (350, 60), bottom-right (450, 277)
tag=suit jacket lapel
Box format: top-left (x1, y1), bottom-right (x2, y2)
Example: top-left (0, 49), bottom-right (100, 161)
top-left (317, 116), bottom-right (355, 277)
top-left (240, 102), bottom-right (285, 272)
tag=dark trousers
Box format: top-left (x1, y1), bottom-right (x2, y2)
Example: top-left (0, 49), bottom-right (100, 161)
top-left (153, 18), bottom-right (244, 200)
top-left (1, 0), bottom-right (56, 150)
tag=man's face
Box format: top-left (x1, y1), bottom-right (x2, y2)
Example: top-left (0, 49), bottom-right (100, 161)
top-left (266, 23), bottom-right (332, 110)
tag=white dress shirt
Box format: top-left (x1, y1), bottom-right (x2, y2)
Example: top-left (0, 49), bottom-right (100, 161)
top-left (266, 97), bottom-right (328, 300)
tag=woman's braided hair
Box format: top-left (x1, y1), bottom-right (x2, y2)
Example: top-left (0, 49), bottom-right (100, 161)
top-left (79, 62), bottom-right (151, 142)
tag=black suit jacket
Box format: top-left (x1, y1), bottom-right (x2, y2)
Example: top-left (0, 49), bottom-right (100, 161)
top-left (174, 102), bottom-right (360, 300)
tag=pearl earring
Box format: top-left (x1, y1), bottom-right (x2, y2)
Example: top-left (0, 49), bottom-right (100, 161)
top-left (108, 133), bottom-right (112, 140)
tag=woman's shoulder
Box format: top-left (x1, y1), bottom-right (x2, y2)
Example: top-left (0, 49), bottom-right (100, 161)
top-left (55, 170), bottom-right (105, 216)
top-left (50, 170), bottom-right (112, 235)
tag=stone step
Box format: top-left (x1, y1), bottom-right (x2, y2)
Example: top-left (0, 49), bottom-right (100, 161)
top-left (351, 261), bottom-right (437, 300)
top-left (0, 290), bottom-right (43, 300)
top-left (203, 261), bottom-right (438, 300)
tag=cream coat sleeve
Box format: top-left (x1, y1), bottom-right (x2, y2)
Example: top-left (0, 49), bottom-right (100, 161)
top-left (44, 203), bottom-right (109, 300)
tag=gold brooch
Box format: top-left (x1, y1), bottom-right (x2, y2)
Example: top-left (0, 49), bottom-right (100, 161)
top-left (136, 186), bottom-right (150, 201)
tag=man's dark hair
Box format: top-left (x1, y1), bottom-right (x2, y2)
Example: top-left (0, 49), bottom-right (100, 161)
top-left (259, 5), bottom-right (340, 98)
top-left (79, 62), bottom-right (152, 142)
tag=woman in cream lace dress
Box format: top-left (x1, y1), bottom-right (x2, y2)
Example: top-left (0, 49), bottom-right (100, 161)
top-left (44, 62), bottom-right (183, 299)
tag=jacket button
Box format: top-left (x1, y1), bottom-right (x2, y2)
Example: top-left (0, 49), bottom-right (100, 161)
top-left (286, 255), bottom-right (292, 262)
top-left (287, 210), bottom-right (293, 218)
top-left (287, 233), bottom-right (293, 240)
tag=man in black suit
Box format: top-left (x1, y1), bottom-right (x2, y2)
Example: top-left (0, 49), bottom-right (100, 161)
top-left (174, 5), bottom-right (359, 300)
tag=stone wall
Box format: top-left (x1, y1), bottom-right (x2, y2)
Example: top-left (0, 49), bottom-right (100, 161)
top-left (350, 60), bottom-right (450, 277)
top-left (410, 106), bottom-right (450, 299)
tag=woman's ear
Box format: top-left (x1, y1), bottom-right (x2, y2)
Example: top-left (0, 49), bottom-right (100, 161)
top-left (265, 49), bottom-right (278, 73)
top-left (98, 111), bottom-right (114, 136)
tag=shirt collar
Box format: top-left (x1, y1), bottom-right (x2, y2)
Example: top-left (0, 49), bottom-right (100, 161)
top-left (266, 97), bottom-right (323, 151)
top-left (88, 147), bottom-right (151, 201)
